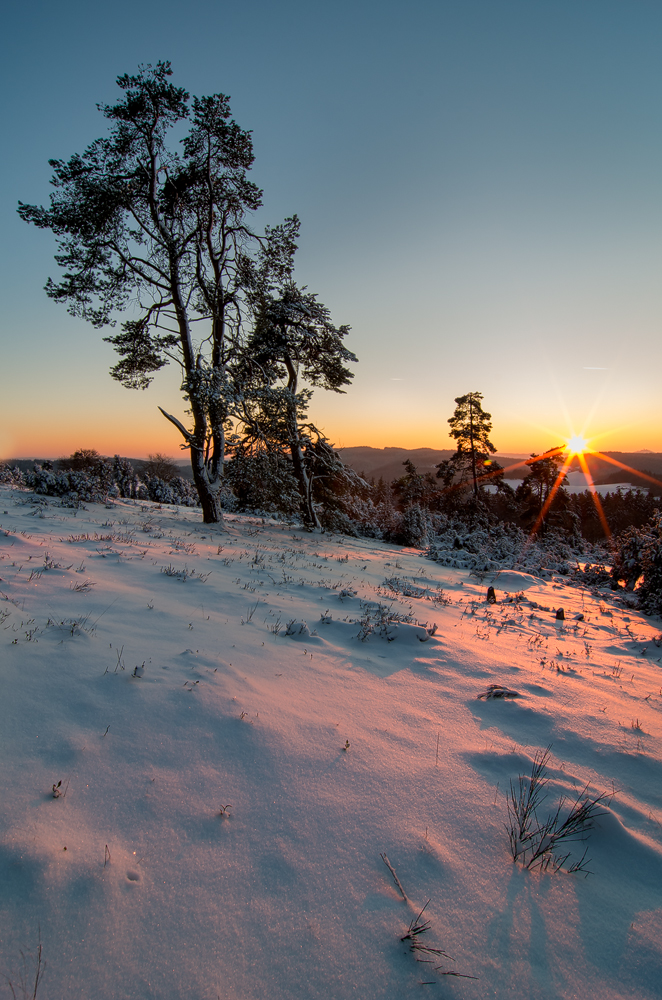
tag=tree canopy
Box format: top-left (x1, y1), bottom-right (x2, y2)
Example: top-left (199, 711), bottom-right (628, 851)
top-left (18, 61), bottom-right (354, 524)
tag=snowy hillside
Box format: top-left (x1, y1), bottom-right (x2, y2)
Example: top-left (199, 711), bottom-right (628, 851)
top-left (1, 487), bottom-right (661, 1000)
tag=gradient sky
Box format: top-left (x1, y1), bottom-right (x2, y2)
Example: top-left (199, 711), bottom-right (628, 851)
top-left (2, 0), bottom-right (662, 460)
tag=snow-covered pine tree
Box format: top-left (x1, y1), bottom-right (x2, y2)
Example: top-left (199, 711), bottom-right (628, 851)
top-left (113, 456), bottom-right (139, 499)
top-left (242, 277), bottom-right (356, 529)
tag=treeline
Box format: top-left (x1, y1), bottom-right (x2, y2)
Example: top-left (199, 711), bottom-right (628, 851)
top-left (0, 451), bottom-right (200, 508)
top-left (222, 449), bottom-right (661, 546)
top-left (1, 446), bottom-right (659, 545)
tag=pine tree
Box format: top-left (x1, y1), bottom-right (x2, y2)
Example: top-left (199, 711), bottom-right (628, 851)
top-left (439, 392), bottom-right (496, 496)
top-left (18, 62), bottom-right (299, 523)
top-left (241, 279), bottom-right (356, 528)
top-left (522, 452), bottom-right (566, 504)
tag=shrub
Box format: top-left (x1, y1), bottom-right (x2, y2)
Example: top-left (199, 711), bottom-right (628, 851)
top-left (0, 464), bottom-right (25, 486)
top-left (11, 453), bottom-right (203, 510)
top-left (25, 464), bottom-right (110, 504)
top-left (397, 503), bottom-right (429, 546)
top-left (113, 455), bottom-right (139, 498)
top-left (610, 511), bottom-right (662, 615)
top-left (576, 561), bottom-right (613, 587)
top-left (142, 474), bottom-right (200, 507)
top-left (611, 525), bottom-right (647, 590)
top-left (319, 507), bottom-right (359, 536)
top-left (57, 448), bottom-right (102, 471)
top-left (638, 510), bottom-right (662, 616)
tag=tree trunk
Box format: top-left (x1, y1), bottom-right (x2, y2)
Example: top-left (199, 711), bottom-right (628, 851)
top-left (282, 358), bottom-right (321, 530)
top-left (469, 399), bottom-right (478, 496)
top-left (285, 399), bottom-right (320, 529)
top-left (191, 460), bottom-right (224, 523)
top-left (158, 405), bottom-right (225, 524)
top-left (288, 432), bottom-right (320, 529)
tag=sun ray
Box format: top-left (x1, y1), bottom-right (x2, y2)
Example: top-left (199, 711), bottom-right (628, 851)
top-left (577, 452), bottom-right (611, 538)
top-left (468, 446), bottom-right (569, 488)
top-left (463, 446), bottom-right (572, 491)
top-left (590, 452), bottom-right (662, 489)
top-left (515, 418), bottom-right (579, 447)
top-left (529, 452), bottom-right (574, 537)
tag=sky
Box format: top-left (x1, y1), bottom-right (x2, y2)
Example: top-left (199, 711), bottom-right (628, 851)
top-left (2, 0), bottom-right (662, 460)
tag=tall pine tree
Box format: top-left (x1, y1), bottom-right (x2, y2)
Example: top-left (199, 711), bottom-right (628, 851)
top-left (437, 392), bottom-right (496, 496)
top-left (18, 62), bottom-right (300, 523)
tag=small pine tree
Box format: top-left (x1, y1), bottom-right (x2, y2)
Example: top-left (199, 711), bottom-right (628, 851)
top-left (393, 460), bottom-right (426, 508)
top-left (113, 456), bottom-right (139, 498)
top-left (398, 503), bottom-right (428, 547)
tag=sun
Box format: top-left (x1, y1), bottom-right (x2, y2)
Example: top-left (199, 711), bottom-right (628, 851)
top-left (565, 435), bottom-right (589, 455)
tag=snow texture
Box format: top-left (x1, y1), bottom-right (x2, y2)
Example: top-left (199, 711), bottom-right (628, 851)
top-left (0, 486), bottom-right (661, 999)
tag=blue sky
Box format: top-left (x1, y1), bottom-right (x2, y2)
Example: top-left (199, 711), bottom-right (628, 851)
top-left (2, 0), bottom-right (661, 458)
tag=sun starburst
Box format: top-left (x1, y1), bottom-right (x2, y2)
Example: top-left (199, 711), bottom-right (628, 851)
top-left (566, 435), bottom-right (589, 455)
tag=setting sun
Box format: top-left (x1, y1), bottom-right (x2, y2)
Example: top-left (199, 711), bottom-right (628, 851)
top-left (566, 435), bottom-right (589, 454)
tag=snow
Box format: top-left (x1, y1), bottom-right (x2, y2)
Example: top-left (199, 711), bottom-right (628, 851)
top-left (1, 486), bottom-right (661, 1000)
top-left (489, 570), bottom-right (539, 592)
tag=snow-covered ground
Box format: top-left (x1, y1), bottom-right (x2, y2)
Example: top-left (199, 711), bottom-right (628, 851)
top-left (1, 486), bottom-right (661, 1000)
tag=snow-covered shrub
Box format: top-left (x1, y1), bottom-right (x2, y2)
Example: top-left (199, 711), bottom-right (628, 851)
top-left (113, 455), bottom-right (139, 498)
top-left (21, 457), bottom-right (204, 509)
top-left (427, 520), bottom-right (525, 573)
top-left (611, 525), bottom-right (647, 591)
top-left (95, 458), bottom-right (114, 496)
top-left (346, 496), bottom-right (402, 540)
top-left (25, 465), bottom-right (109, 504)
top-left (396, 504), bottom-right (429, 547)
top-left (0, 464), bottom-right (25, 486)
top-left (427, 520), bottom-right (588, 577)
top-left (142, 474), bottom-right (200, 507)
top-left (576, 562), bottom-right (613, 587)
top-left (319, 507), bottom-right (359, 536)
top-left (637, 510), bottom-right (662, 616)
top-left (306, 439), bottom-right (373, 535)
top-left (608, 512), bottom-right (662, 613)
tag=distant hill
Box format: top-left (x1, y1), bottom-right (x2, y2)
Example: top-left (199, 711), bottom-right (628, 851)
top-left (336, 446), bottom-right (530, 483)
top-left (568, 452), bottom-right (662, 491)
top-left (337, 447), bottom-right (662, 489)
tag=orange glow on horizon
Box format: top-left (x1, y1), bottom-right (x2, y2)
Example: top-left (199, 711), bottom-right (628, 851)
top-left (2, 407), bottom-right (661, 464)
